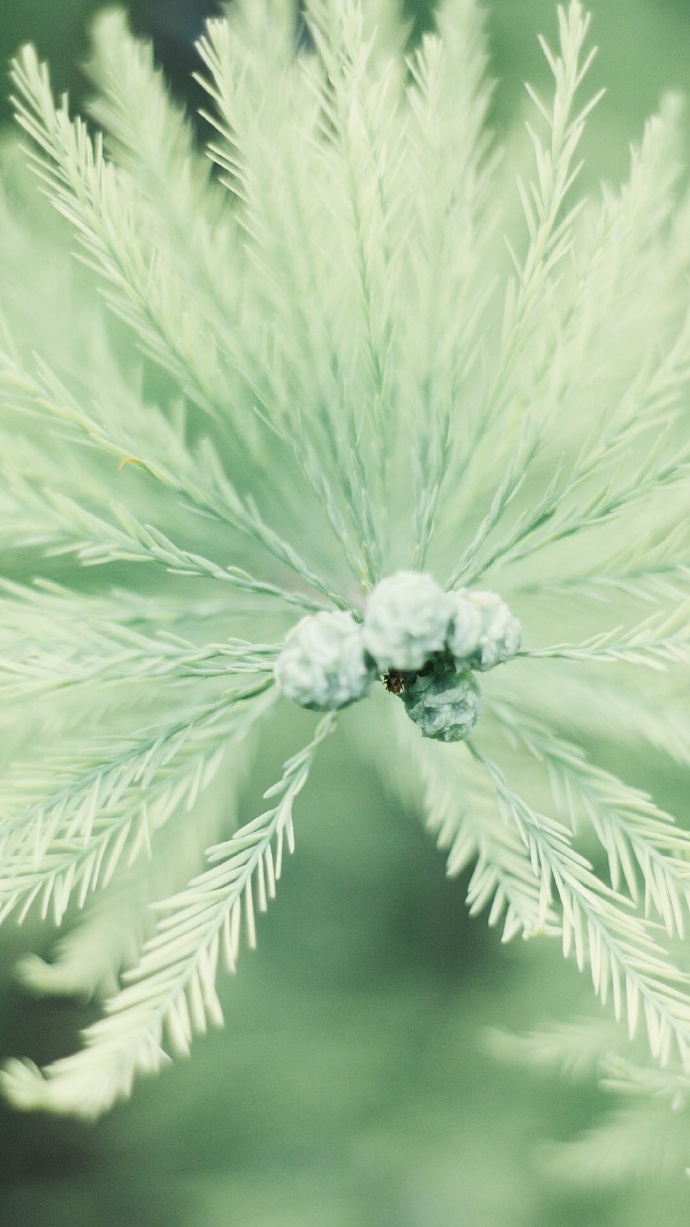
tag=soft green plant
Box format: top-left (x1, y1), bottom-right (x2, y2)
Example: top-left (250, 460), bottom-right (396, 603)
top-left (1, 0), bottom-right (690, 1178)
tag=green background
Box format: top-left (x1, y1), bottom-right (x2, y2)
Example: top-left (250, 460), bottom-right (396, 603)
top-left (1, 2), bottom-right (690, 1225)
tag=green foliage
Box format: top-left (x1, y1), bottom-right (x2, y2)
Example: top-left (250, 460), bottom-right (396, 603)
top-left (1, 0), bottom-right (690, 1197)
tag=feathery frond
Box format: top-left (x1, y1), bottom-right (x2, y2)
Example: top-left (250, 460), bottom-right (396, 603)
top-left (0, 713), bottom-right (335, 1116)
top-left (0, 683), bottom-right (275, 926)
top-left (1, 0), bottom-right (690, 1157)
top-left (487, 696), bottom-right (690, 934)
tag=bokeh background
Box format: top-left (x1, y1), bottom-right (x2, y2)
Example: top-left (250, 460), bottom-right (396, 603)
top-left (2, 2), bottom-right (690, 1225)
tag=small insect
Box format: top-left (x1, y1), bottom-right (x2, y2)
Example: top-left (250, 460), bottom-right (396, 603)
top-left (383, 670), bottom-right (406, 695)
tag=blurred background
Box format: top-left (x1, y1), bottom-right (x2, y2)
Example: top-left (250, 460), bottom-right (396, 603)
top-left (2, 2), bottom-right (690, 1225)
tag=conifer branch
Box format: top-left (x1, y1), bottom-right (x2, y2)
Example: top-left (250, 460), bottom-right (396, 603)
top-left (487, 696), bottom-right (690, 935)
top-left (469, 741), bottom-right (690, 1065)
top-left (523, 602), bottom-right (690, 669)
top-left (1, 712), bottom-right (336, 1116)
top-left (395, 714), bottom-right (559, 939)
top-left (0, 682), bottom-right (275, 925)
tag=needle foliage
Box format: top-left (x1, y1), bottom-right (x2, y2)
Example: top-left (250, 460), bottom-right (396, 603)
top-left (0, 0), bottom-right (690, 1182)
